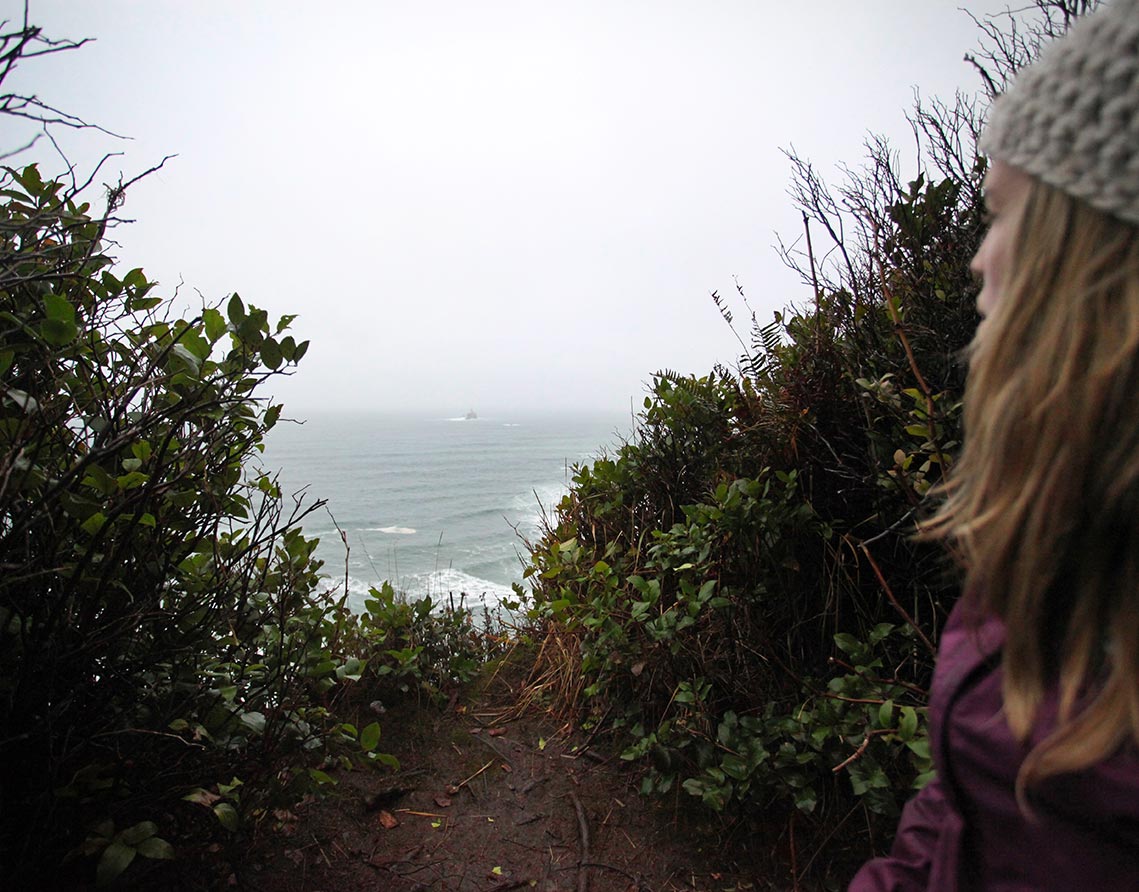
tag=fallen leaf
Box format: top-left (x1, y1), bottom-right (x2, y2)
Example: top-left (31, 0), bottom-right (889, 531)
top-left (182, 788), bottom-right (221, 808)
top-left (377, 810), bottom-right (399, 830)
top-left (434, 795), bottom-right (452, 808)
top-left (444, 784), bottom-right (460, 795)
top-left (537, 737), bottom-right (547, 751)
top-left (488, 727), bottom-right (506, 737)
top-left (500, 763), bottom-right (512, 773)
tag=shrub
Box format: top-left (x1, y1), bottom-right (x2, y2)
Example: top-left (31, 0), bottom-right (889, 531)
top-left (0, 158), bottom-right (342, 874)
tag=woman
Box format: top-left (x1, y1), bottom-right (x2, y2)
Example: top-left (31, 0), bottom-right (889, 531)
top-left (851, 1), bottom-right (1139, 888)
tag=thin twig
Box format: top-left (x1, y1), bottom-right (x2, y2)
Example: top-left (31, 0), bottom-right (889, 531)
top-left (789, 810), bottom-right (800, 892)
top-left (858, 541), bottom-right (936, 655)
top-left (832, 728), bottom-right (896, 773)
top-left (569, 790), bottom-right (590, 892)
top-left (311, 833), bottom-right (332, 868)
top-left (575, 862), bottom-right (651, 890)
top-left (453, 759), bottom-right (495, 791)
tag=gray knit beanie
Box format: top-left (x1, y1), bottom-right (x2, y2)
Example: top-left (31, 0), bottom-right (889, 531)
top-left (981, 0), bottom-right (1139, 227)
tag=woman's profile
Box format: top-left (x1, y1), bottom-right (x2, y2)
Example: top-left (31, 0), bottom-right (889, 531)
top-left (851, 1), bottom-right (1139, 888)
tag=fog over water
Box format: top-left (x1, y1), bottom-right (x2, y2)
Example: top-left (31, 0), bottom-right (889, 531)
top-left (4, 1), bottom-right (1010, 414)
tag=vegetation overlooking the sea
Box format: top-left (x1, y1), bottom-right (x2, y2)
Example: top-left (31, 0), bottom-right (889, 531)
top-left (0, 3), bottom-right (1083, 887)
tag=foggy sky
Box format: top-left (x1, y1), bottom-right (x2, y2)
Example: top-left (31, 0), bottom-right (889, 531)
top-left (4, 1), bottom-right (1007, 413)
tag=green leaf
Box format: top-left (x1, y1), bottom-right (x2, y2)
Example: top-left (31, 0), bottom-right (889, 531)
top-left (135, 835), bottom-right (174, 860)
top-left (120, 821), bottom-right (157, 846)
top-left (213, 802), bottom-right (239, 832)
top-left (868, 623), bottom-right (895, 645)
top-left (913, 769), bottom-right (937, 790)
top-left (81, 512), bottom-right (107, 536)
top-left (96, 841), bottom-right (137, 885)
top-left (170, 343), bottom-right (201, 375)
top-left (217, 777), bottom-right (244, 796)
top-left (203, 307), bottom-right (227, 342)
top-left (260, 337), bottom-right (282, 370)
top-left (41, 317), bottom-right (78, 345)
top-left (833, 632), bottom-right (861, 656)
top-left (878, 699), bottom-right (894, 728)
top-left (308, 768), bottom-right (337, 786)
top-left (792, 786), bottom-right (818, 813)
top-left (359, 721), bottom-right (381, 752)
top-left (899, 706), bottom-right (919, 741)
top-left (43, 292), bottom-right (76, 323)
top-left (0, 349), bottom-right (13, 377)
top-left (116, 471), bottom-right (149, 490)
top-left (239, 711), bottom-right (266, 734)
top-left (227, 293), bottom-right (245, 325)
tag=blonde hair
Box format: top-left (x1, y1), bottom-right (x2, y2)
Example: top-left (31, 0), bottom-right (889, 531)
top-left (929, 174), bottom-right (1139, 794)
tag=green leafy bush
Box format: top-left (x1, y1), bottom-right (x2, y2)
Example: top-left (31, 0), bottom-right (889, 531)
top-left (0, 155), bottom-right (506, 884)
top-left (523, 95), bottom-right (991, 879)
top-left (0, 160), bottom-right (351, 875)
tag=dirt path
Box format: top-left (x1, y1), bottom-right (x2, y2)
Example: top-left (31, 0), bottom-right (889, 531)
top-left (229, 672), bottom-right (776, 892)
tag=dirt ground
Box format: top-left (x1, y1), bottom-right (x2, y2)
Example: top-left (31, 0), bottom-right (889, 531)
top-left (223, 665), bottom-right (787, 892)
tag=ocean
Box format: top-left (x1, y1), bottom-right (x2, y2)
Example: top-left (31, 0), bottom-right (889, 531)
top-left (260, 409), bottom-right (631, 611)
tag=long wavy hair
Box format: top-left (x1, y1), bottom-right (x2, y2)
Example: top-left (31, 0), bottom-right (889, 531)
top-left (928, 173), bottom-right (1139, 795)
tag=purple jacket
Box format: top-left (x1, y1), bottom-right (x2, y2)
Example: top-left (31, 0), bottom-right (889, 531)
top-left (850, 602), bottom-right (1139, 890)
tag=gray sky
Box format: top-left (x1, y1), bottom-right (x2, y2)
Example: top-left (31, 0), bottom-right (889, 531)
top-left (5, 1), bottom-right (1006, 413)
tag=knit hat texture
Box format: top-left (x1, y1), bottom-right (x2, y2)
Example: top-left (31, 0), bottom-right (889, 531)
top-left (981, 0), bottom-right (1139, 226)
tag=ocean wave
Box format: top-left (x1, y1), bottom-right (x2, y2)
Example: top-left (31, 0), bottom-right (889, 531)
top-left (416, 568), bottom-right (517, 603)
top-left (320, 569), bottom-right (521, 613)
top-left (365, 525), bottom-right (417, 535)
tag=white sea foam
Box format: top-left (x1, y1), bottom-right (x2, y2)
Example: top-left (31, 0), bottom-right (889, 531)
top-left (372, 526), bottom-right (416, 535)
top-left (512, 484), bottom-right (570, 533)
top-left (419, 568), bottom-right (517, 604)
top-left (328, 570), bottom-right (519, 614)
